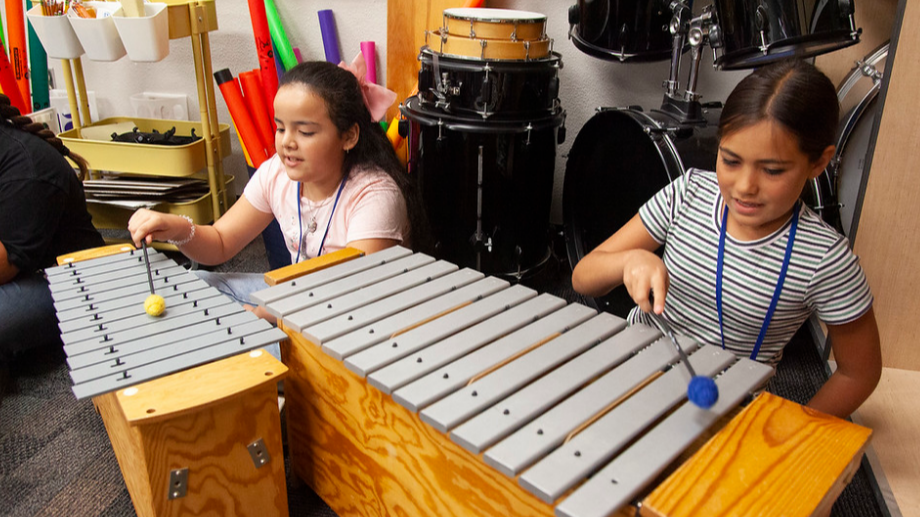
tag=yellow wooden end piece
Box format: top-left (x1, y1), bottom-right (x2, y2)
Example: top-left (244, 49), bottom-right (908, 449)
top-left (263, 247), bottom-right (364, 286)
top-left (116, 349), bottom-right (287, 424)
top-left (641, 392), bottom-right (873, 517)
top-left (56, 243), bottom-right (137, 266)
top-left (97, 350), bottom-right (290, 516)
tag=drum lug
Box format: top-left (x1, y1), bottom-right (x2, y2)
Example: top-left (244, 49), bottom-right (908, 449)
top-left (755, 4), bottom-right (770, 55)
top-left (525, 123), bottom-right (533, 145)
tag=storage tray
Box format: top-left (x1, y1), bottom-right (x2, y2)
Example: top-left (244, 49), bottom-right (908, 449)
top-left (59, 117), bottom-right (231, 177)
top-left (87, 175), bottom-right (234, 228)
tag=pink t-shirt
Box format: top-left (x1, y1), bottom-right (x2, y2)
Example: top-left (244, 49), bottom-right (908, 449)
top-left (243, 154), bottom-right (408, 263)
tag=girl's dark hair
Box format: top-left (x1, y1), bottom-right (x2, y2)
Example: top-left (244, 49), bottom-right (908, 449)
top-left (279, 61), bottom-right (430, 251)
top-left (1, 94), bottom-right (90, 180)
top-left (718, 59), bottom-right (839, 162)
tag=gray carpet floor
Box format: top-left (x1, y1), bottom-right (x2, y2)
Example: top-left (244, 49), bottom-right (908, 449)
top-left (0, 229), bottom-right (889, 516)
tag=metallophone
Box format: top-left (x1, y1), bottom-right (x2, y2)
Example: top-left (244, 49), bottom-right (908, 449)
top-left (253, 245), bottom-right (872, 517)
top-left (49, 244), bottom-right (290, 517)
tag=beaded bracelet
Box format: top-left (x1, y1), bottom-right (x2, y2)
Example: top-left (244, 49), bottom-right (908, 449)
top-left (167, 215), bottom-right (196, 246)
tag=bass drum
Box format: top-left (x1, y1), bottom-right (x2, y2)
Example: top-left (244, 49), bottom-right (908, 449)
top-left (563, 106), bottom-right (719, 316)
top-left (803, 42), bottom-right (888, 236)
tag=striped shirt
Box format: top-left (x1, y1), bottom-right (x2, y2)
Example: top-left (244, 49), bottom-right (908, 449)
top-left (628, 169), bottom-right (873, 365)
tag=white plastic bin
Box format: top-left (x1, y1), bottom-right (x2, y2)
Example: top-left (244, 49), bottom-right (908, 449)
top-left (26, 5), bottom-right (84, 59)
top-left (113, 2), bottom-right (170, 62)
top-left (68, 2), bottom-right (126, 62)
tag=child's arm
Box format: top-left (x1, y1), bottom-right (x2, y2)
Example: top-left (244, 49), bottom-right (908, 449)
top-left (571, 213), bottom-right (667, 314)
top-left (347, 238), bottom-right (401, 255)
top-left (129, 196), bottom-right (274, 266)
top-left (807, 308), bottom-right (882, 419)
top-left (0, 240), bottom-right (18, 285)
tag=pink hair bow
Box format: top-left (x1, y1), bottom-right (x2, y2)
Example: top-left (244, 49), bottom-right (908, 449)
top-left (339, 52), bottom-right (397, 122)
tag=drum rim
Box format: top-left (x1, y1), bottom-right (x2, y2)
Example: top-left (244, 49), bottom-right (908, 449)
top-left (402, 96), bottom-right (565, 132)
top-left (812, 41), bottom-right (888, 236)
top-left (434, 34), bottom-right (554, 62)
top-left (836, 41), bottom-right (889, 103)
top-left (562, 109), bottom-right (685, 313)
top-left (443, 7), bottom-right (546, 22)
top-left (419, 47), bottom-right (562, 70)
top-left (570, 28), bottom-right (682, 63)
top-left (715, 31), bottom-right (859, 70)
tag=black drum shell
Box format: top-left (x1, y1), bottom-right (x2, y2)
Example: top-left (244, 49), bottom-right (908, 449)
top-left (569, 0), bottom-right (676, 62)
top-left (402, 97), bottom-right (564, 277)
top-left (563, 107), bottom-right (719, 316)
top-left (712, 0), bottom-right (859, 70)
top-left (417, 48), bottom-right (562, 119)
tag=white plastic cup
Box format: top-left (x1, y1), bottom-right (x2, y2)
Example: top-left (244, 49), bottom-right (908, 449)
top-left (114, 3), bottom-right (170, 62)
top-left (26, 5), bottom-right (85, 59)
top-left (68, 2), bottom-right (127, 62)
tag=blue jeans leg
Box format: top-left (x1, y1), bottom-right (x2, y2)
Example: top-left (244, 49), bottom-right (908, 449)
top-left (0, 272), bottom-right (61, 361)
top-left (193, 271), bottom-right (282, 363)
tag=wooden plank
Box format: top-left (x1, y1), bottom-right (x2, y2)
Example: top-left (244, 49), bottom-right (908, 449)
top-left (262, 247), bottom-right (363, 286)
top-left (852, 0), bottom-right (920, 370)
top-left (641, 393), bottom-right (872, 517)
top-left (385, 0), bottom-right (466, 122)
top-left (56, 243), bottom-right (137, 266)
top-left (855, 367), bottom-right (920, 517)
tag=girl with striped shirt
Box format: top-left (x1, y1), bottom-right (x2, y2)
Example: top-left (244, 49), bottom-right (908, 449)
top-left (572, 60), bottom-right (881, 419)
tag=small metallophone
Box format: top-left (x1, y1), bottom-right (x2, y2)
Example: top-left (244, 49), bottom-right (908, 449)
top-left (47, 246), bottom-right (287, 399)
top-left (50, 245), bottom-right (291, 517)
top-left (254, 246), bottom-right (872, 517)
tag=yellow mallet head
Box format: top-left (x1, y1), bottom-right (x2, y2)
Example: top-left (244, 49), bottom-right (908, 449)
top-left (144, 294), bottom-right (166, 317)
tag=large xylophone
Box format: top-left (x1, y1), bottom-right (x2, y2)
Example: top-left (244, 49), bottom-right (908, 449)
top-left (49, 245), bottom-right (290, 517)
top-left (254, 246), bottom-right (872, 517)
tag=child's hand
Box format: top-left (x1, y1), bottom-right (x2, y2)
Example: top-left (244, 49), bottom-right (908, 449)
top-left (622, 250), bottom-right (669, 314)
top-left (127, 209), bottom-right (185, 247)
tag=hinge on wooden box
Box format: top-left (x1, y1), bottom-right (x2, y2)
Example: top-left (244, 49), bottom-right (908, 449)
top-left (247, 438), bottom-right (271, 468)
top-left (168, 468), bottom-right (188, 500)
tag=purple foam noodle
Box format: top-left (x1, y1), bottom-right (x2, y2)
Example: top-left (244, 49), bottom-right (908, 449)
top-left (318, 10), bottom-right (341, 64)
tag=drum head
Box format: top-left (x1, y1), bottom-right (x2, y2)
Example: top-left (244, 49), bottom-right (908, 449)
top-left (564, 109), bottom-right (718, 316)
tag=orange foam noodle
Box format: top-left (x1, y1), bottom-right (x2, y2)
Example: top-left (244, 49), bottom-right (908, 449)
top-left (239, 69), bottom-right (275, 154)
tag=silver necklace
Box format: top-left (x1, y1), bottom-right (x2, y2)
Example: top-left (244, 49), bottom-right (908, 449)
top-left (301, 190), bottom-right (336, 234)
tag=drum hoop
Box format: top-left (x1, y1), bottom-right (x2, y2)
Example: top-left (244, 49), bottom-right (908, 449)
top-left (570, 28), bottom-right (681, 63)
top-left (402, 97), bottom-right (565, 133)
top-left (443, 7), bottom-right (546, 23)
top-left (834, 42), bottom-right (888, 162)
top-left (434, 33), bottom-right (553, 61)
top-left (836, 42), bottom-right (889, 102)
top-left (715, 30), bottom-right (859, 69)
top-left (419, 47), bottom-right (562, 72)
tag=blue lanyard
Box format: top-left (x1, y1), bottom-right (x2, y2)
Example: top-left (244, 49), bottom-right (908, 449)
top-left (296, 174), bottom-right (348, 263)
top-left (716, 201), bottom-right (799, 361)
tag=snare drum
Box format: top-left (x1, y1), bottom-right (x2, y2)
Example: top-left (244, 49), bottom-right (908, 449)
top-left (402, 97), bottom-right (565, 278)
top-left (563, 107), bottom-right (719, 316)
top-left (417, 47), bottom-right (562, 119)
top-left (804, 42), bottom-right (888, 236)
top-left (443, 7), bottom-right (546, 41)
top-left (428, 30), bottom-right (553, 61)
top-left (711, 0), bottom-right (859, 70)
top-left (568, 0), bottom-right (677, 62)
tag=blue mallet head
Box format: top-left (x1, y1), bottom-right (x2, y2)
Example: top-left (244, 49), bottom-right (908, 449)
top-left (688, 375), bottom-right (719, 409)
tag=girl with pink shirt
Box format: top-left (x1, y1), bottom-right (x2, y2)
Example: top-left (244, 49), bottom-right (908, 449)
top-left (128, 60), bottom-right (422, 348)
